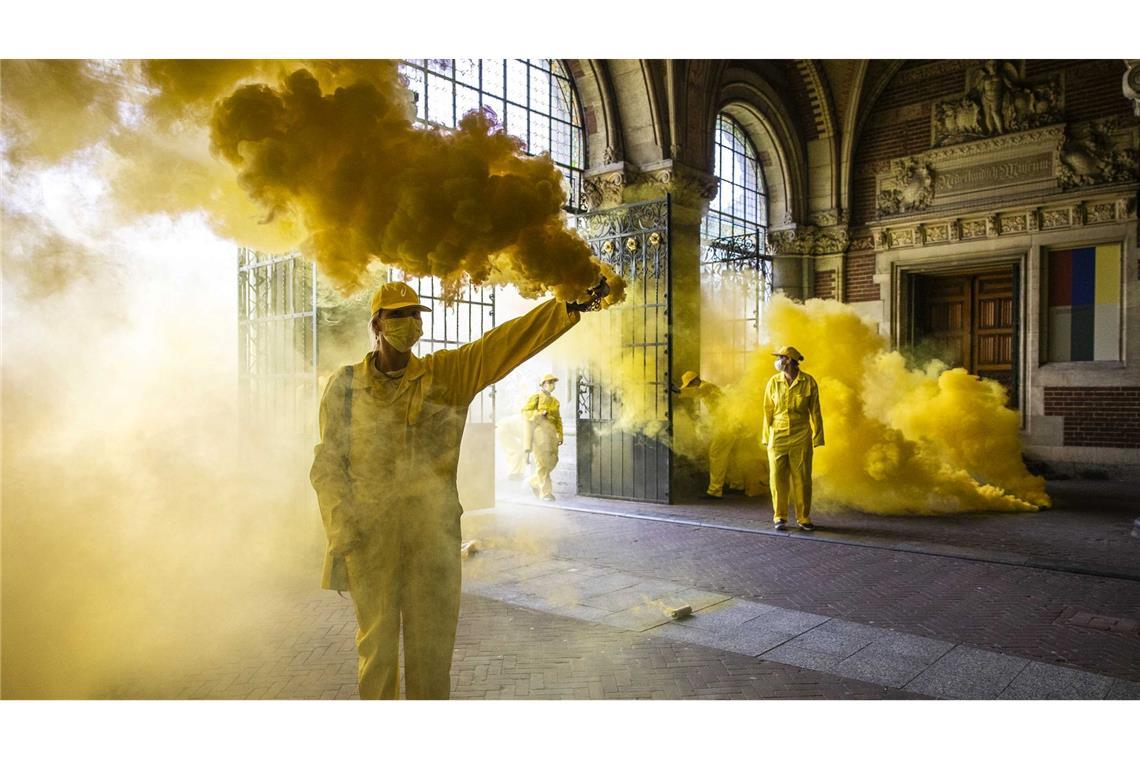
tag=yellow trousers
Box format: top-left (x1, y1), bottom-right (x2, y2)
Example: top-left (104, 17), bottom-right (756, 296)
top-left (706, 430), bottom-right (737, 497)
top-left (344, 513), bottom-right (461, 699)
top-left (529, 424), bottom-right (559, 498)
top-left (768, 441), bottom-right (813, 524)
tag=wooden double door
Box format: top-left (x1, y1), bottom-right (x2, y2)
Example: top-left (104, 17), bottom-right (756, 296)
top-left (913, 267), bottom-right (1019, 406)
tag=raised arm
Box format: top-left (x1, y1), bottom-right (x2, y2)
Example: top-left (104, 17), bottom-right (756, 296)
top-left (438, 299), bottom-right (581, 405)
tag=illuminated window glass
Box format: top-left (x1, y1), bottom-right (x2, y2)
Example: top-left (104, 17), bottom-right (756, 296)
top-left (399, 59), bottom-right (586, 212)
top-left (701, 113), bottom-right (767, 247)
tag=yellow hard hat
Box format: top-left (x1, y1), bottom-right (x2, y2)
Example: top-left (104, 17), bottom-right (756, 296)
top-left (772, 346), bottom-right (805, 362)
top-left (680, 370), bottom-right (700, 389)
top-left (371, 281), bottom-right (432, 316)
top-left (541, 374), bottom-right (559, 384)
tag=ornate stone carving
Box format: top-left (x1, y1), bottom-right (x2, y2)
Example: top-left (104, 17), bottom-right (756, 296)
top-left (1124, 61), bottom-right (1140, 117)
top-left (888, 228), bottom-right (915, 248)
top-left (876, 159), bottom-right (936, 218)
top-left (1086, 203), bottom-right (1116, 224)
top-left (602, 144), bottom-right (622, 165)
top-left (1118, 196), bottom-right (1138, 220)
top-left (1041, 208), bottom-right (1071, 229)
top-left (932, 61), bottom-right (1064, 148)
top-left (637, 163), bottom-right (719, 203)
top-left (925, 223), bottom-right (950, 243)
top-left (1027, 209), bottom-right (1040, 232)
top-left (1000, 214), bottom-right (1027, 234)
top-left (582, 168), bottom-right (629, 211)
top-left (1057, 119), bottom-right (1140, 190)
top-left (961, 219), bottom-right (987, 239)
top-left (948, 219), bottom-right (961, 241)
top-left (985, 214), bottom-right (999, 237)
top-left (1072, 202), bottom-right (1086, 226)
top-left (848, 235), bottom-right (874, 252)
top-left (766, 225), bottom-right (850, 256)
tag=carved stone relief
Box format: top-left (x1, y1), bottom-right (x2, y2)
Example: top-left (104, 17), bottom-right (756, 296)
top-left (876, 158), bottom-right (936, 218)
top-left (582, 168), bottom-right (629, 211)
top-left (932, 61), bottom-right (1064, 148)
top-left (1057, 118), bottom-right (1140, 190)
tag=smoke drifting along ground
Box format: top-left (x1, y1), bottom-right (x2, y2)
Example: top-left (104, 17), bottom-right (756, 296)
top-left (565, 284), bottom-right (1048, 515)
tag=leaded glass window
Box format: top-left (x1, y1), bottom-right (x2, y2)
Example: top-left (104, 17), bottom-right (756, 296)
top-left (399, 59), bottom-right (586, 212)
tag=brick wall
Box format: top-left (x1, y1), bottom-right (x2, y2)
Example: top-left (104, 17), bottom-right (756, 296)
top-left (850, 60), bottom-right (1131, 228)
top-left (1043, 387), bottom-right (1140, 448)
top-left (843, 253), bottom-right (878, 302)
top-left (814, 270), bottom-right (836, 300)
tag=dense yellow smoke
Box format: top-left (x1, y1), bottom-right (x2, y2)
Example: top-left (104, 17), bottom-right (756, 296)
top-left (2, 59), bottom-right (624, 305)
top-left (561, 283), bottom-right (1048, 514)
top-left (740, 295), bottom-right (1049, 514)
top-left (208, 64), bottom-right (624, 303)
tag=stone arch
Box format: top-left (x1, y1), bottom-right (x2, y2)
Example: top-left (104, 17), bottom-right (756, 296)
top-left (564, 59), bottom-right (623, 168)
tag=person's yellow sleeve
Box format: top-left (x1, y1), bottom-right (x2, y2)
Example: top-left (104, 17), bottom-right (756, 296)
top-left (550, 400), bottom-right (564, 440)
top-left (522, 393), bottom-right (541, 419)
top-left (310, 367), bottom-right (359, 553)
top-left (437, 299), bottom-right (581, 405)
top-left (810, 377), bottom-right (825, 448)
top-left (760, 376), bottom-right (775, 446)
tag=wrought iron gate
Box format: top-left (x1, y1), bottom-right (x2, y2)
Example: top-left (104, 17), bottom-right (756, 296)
top-left (700, 231), bottom-right (772, 382)
top-left (237, 248), bottom-right (319, 442)
top-left (574, 197), bottom-right (672, 503)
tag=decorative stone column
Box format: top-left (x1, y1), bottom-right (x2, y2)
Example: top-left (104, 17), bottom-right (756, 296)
top-left (767, 221), bottom-right (850, 301)
top-left (1124, 60), bottom-right (1140, 117)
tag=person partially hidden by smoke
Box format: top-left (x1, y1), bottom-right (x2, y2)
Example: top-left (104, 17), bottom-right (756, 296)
top-left (761, 346), bottom-right (825, 532)
top-left (521, 374), bottom-right (563, 501)
top-left (310, 278), bottom-right (609, 700)
top-left (672, 370), bottom-right (741, 500)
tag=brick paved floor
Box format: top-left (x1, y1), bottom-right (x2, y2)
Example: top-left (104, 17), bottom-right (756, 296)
top-left (468, 502), bottom-right (1140, 683)
top-left (101, 488), bottom-right (1139, 699)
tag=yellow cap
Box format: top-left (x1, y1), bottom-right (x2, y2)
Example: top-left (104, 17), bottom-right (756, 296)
top-left (772, 346), bottom-right (805, 362)
top-left (680, 370), bottom-right (700, 389)
top-left (541, 374), bottom-right (559, 384)
top-left (371, 281), bottom-right (432, 316)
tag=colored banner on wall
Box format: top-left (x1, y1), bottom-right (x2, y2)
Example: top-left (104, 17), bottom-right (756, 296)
top-left (1047, 243), bottom-right (1121, 362)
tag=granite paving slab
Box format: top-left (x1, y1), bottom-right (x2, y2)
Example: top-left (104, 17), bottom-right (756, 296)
top-left (999, 661), bottom-right (1116, 699)
top-left (906, 646), bottom-right (1030, 699)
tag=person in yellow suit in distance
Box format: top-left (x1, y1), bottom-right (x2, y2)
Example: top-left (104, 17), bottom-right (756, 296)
top-left (310, 279), bottom-right (608, 699)
top-left (675, 371), bottom-right (736, 500)
top-left (761, 346), bottom-right (824, 532)
top-left (522, 373), bottom-right (563, 501)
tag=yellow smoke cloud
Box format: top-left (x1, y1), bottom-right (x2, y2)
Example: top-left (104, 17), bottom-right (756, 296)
top-left (208, 64), bottom-right (624, 303)
top-left (729, 295), bottom-right (1048, 514)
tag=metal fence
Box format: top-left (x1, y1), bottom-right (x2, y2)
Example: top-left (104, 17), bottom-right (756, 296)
top-left (574, 197), bottom-right (672, 503)
top-left (237, 248), bottom-right (319, 441)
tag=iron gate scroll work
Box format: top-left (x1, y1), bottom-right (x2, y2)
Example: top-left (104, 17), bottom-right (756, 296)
top-left (574, 197), bottom-right (673, 503)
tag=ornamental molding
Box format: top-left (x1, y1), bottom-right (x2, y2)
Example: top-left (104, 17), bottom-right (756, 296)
top-left (876, 158), bottom-right (936, 218)
top-left (1057, 117), bottom-right (1140, 190)
top-left (582, 165), bottom-right (632, 211)
top-left (866, 189), bottom-right (1137, 252)
top-left (767, 224), bottom-right (850, 256)
top-left (634, 161), bottom-right (720, 202)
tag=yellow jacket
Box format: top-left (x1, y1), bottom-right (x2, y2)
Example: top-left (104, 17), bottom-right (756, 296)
top-left (760, 371), bottom-right (825, 451)
top-left (680, 381), bottom-right (723, 415)
top-left (311, 299), bottom-right (581, 590)
top-left (522, 391), bottom-right (563, 443)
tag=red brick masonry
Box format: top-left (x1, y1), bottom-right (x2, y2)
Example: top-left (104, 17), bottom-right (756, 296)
top-left (1043, 386), bottom-right (1140, 448)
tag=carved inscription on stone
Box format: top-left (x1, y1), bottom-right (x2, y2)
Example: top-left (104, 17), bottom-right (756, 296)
top-left (935, 154), bottom-right (1054, 196)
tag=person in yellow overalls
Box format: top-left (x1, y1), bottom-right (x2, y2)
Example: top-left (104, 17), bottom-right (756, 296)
top-left (675, 371), bottom-right (737, 500)
top-left (760, 346), bottom-right (824, 532)
top-left (310, 279), bottom-right (607, 699)
top-left (522, 373), bottom-right (563, 501)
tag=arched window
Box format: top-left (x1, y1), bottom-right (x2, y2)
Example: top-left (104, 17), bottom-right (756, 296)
top-left (700, 112), bottom-right (771, 382)
top-left (702, 113), bottom-right (767, 246)
top-left (399, 59), bottom-right (586, 212)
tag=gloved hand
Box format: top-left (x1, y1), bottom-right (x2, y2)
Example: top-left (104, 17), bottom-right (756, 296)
top-left (568, 277), bottom-right (611, 312)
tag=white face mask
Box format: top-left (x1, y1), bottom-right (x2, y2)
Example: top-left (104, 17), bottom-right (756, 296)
top-left (380, 316), bottom-right (423, 353)
top-left (774, 358), bottom-right (786, 372)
